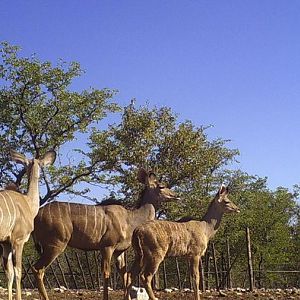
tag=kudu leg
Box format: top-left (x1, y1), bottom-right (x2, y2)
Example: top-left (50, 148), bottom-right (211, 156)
top-left (101, 247), bottom-right (114, 300)
top-left (124, 256), bottom-right (143, 300)
top-left (13, 241), bottom-right (26, 300)
top-left (190, 256), bottom-right (201, 300)
top-left (142, 257), bottom-right (162, 300)
top-left (143, 273), bottom-right (158, 300)
top-left (32, 244), bottom-right (66, 300)
top-left (2, 244), bottom-right (14, 300)
top-left (115, 251), bottom-right (127, 287)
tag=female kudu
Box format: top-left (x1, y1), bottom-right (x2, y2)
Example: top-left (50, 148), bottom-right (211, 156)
top-left (32, 168), bottom-right (179, 300)
top-left (0, 150), bottom-right (56, 300)
top-left (124, 185), bottom-right (240, 300)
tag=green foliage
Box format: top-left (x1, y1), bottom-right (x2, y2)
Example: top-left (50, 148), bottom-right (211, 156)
top-left (0, 42), bottom-right (119, 203)
top-left (0, 42), bottom-right (299, 288)
top-left (212, 172), bottom-right (299, 287)
top-left (89, 104), bottom-right (239, 216)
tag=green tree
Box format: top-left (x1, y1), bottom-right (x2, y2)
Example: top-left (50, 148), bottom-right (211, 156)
top-left (290, 185), bottom-right (300, 277)
top-left (211, 172), bottom-right (298, 288)
top-left (88, 104), bottom-right (239, 215)
top-left (0, 42), bottom-right (119, 203)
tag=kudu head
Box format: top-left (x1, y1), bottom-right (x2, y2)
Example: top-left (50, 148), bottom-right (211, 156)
top-left (137, 168), bottom-right (180, 209)
top-left (214, 184), bottom-right (240, 214)
top-left (10, 150), bottom-right (56, 185)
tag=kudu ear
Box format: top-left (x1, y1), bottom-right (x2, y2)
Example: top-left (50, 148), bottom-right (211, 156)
top-left (219, 184), bottom-right (228, 195)
top-left (218, 184), bottom-right (228, 196)
top-left (10, 150), bottom-right (30, 166)
top-left (148, 172), bottom-right (157, 185)
top-left (137, 168), bottom-right (149, 184)
top-left (40, 150), bottom-right (56, 167)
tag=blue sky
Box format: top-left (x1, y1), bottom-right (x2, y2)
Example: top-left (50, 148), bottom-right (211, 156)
top-left (1, 0), bottom-right (299, 191)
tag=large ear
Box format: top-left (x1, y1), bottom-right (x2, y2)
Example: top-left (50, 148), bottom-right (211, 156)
top-left (40, 150), bottom-right (56, 167)
top-left (218, 184), bottom-right (227, 195)
top-left (148, 172), bottom-right (157, 185)
top-left (137, 168), bottom-right (148, 184)
top-left (10, 150), bottom-right (29, 166)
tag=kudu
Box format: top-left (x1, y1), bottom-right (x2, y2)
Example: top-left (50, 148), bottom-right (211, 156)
top-left (32, 168), bottom-right (179, 300)
top-left (0, 150), bottom-right (56, 300)
top-left (124, 185), bottom-right (240, 300)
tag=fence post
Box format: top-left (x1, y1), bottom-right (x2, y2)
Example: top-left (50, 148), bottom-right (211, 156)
top-left (220, 253), bottom-right (225, 289)
top-left (199, 257), bottom-right (205, 292)
top-left (226, 237), bottom-right (232, 289)
top-left (246, 227), bottom-right (254, 291)
top-left (205, 250), bottom-right (210, 290)
top-left (175, 258), bottom-right (182, 290)
top-left (211, 242), bottom-right (219, 291)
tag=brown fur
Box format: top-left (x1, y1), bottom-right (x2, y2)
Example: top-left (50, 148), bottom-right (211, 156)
top-left (0, 150), bottom-right (55, 300)
top-left (124, 185), bottom-right (240, 300)
top-left (32, 169), bottom-right (179, 300)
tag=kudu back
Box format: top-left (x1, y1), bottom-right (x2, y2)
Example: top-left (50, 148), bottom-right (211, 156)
top-left (124, 185), bottom-right (239, 300)
top-left (32, 168), bottom-right (179, 300)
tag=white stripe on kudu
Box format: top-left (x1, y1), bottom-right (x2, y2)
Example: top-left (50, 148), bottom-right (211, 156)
top-left (5, 192), bottom-right (17, 232)
top-left (48, 202), bottom-right (53, 225)
top-left (0, 192), bottom-right (12, 232)
top-left (91, 205), bottom-right (97, 240)
top-left (32, 168), bottom-right (179, 300)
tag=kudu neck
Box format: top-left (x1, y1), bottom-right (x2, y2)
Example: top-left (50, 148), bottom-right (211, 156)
top-left (134, 189), bottom-right (157, 220)
top-left (26, 161), bottom-right (41, 217)
top-left (201, 200), bottom-right (224, 239)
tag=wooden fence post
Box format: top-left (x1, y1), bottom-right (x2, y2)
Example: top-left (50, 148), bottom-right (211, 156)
top-left (220, 253), bottom-right (225, 289)
top-left (175, 258), bottom-right (182, 290)
top-left (226, 237), bottom-right (232, 289)
top-left (211, 242), bottom-right (219, 291)
top-left (205, 250), bottom-right (210, 290)
top-left (246, 227), bottom-right (254, 291)
top-left (199, 257), bottom-right (205, 292)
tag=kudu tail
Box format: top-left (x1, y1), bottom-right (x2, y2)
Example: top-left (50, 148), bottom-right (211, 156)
top-left (31, 232), bottom-right (43, 255)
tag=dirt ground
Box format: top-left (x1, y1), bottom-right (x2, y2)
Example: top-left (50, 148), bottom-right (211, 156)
top-left (1, 288), bottom-right (300, 300)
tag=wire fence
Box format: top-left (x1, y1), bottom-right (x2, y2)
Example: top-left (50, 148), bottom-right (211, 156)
top-left (0, 228), bottom-right (299, 291)
top-left (0, 250), bottom-right (298, 291)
